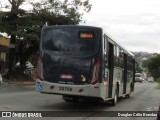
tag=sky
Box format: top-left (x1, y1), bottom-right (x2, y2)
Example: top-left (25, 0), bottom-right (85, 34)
top-left (1, 0), bottom-right (160, 53)
top-left (81, 0), bottom-right (160, 53)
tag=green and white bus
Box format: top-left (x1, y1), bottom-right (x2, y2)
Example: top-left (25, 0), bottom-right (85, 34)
top-left (36, 25), bottom-right (135, 105)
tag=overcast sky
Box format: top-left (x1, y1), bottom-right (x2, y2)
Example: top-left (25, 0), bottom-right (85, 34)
top-left (1, 0), bottom-right (160, 53)
top-left (81, 0), bottom-right (160, 53)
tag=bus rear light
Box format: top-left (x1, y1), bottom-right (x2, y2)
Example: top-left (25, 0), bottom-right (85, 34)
top-left (38, 58), bottom-right (44, 80)
top-left (91, 60), bottom-right (101, 85)
top-left (81, 75), bottom-right (86, 82)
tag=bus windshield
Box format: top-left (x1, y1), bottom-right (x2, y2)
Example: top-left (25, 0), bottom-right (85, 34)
top-left (42, 27), bottom-right (97, 55)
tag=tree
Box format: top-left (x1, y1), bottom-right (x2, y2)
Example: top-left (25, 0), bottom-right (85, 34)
top-left (0, 0), bottom-right (92, 78)
top-left (0, 0), bottom-right (27, 76)
top-left (31, 0), bottom-right (91, 25)
top-left (143, 54), bottom-right (160, 79)
top-left (147, 55), bottom-right (160, 79)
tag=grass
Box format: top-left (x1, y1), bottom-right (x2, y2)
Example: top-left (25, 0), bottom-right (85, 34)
top-left (156, 77), bottom-right (160, 89)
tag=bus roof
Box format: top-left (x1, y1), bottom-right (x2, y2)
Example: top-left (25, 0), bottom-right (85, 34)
top-left (42, 24), bottom-right (102, 30)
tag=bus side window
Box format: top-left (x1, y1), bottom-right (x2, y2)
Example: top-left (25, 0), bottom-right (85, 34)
top-left (114, 45), bottom-right (117, 66)
top-left (119, 49), bottom-right (124, 68)
top-left (114, 46), bottom-right (122, 67)
top-left (103, 36), bottom-right (107, 54)
top-left (103, 35), bottom-right (108, 65)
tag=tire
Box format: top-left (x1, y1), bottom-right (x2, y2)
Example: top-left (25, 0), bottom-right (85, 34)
top-left (111, 88), bottom-right (118, 106)
top-left (62, 95), bottom-right (79, 102)
top-left (126, 84), bottom-right (132, 98)
top-left (126, 94), bottom-right (130, 98)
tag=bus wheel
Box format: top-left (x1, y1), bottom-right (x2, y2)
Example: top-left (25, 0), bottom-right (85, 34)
top-left (126, 94), bottom-right (130, 98)
top-left (111, 88), bottom-right (118, 106)
top-left (126, 90), bottom-right (131, 98)
top-left (62, 95), bottom-right (79, 102)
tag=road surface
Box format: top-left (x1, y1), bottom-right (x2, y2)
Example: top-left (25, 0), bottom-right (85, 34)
top-left (0, 82), bottom-right (160, 120)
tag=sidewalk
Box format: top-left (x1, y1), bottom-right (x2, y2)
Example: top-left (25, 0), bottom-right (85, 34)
top-left (3, 80), bottom-right (35, 85)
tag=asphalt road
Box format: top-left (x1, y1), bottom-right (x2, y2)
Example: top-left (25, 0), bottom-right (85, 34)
top-left (0, 82), bottom-right (160, 120)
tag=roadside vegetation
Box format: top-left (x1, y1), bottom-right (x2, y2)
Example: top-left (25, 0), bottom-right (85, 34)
top-left (0, 0), bottom-right (92, 80)
top-left (143, 54), bottom-right (160, 89)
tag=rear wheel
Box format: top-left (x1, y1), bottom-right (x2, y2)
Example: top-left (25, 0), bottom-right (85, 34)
top-left (125, 94), bottom-right (130, 98)
top-left (62, 95), bottom-right (79, 102)
top-left (111, 88), bottom-right (118, 106)
top-left (126, 84), bottom-right (132, 98)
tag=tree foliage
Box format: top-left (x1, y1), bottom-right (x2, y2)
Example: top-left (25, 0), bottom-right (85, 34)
top-left (31, 0), bottom-right (91, 25)
top-left (0, 0), bottom-right (92, 76)
top-left (143, 55), bottom-right (160, 79)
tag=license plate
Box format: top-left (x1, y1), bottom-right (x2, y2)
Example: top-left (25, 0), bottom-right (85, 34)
top-left (60, 74), bottom-right (73, 79)
top-left (59, 86), bottom-right (72, 91)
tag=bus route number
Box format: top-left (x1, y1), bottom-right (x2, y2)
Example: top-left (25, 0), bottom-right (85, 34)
top-left (59, 86), bottom-right (72, 91)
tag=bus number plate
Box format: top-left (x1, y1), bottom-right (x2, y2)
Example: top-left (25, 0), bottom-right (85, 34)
top-left (59, 86), bottom-right (72, 91)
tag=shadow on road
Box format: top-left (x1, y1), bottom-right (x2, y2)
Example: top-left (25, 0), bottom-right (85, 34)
top-left (38, 96), bottom-right (133, 111)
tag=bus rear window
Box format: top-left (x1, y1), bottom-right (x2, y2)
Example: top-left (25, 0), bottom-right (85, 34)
top-left (42, 28), bottom-right (97, 55)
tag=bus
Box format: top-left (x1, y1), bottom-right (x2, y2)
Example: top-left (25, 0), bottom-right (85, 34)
top-left (36, 25), bottom-right (135, 106)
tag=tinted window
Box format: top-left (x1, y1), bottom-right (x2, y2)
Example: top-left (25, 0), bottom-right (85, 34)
top-left (42, 28), bottom-right (97, 55)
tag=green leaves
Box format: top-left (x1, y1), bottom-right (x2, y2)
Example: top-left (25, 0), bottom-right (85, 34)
top-left (32, 0), bottom-right (92, 24)
top-left (143, 55), bottom-right (160, 79)
top-left (0, 0), bottom-right (92, 72)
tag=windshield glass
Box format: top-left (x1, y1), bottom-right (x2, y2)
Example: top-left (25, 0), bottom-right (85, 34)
top-left (42, 27), bottom-right (98, 55)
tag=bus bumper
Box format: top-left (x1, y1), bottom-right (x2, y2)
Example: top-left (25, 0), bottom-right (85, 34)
top-left (36, 80), bottom-right (107, 100)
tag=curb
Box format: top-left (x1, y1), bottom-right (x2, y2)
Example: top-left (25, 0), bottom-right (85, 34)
top-left (1, 82), bottom-right (35, 86)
